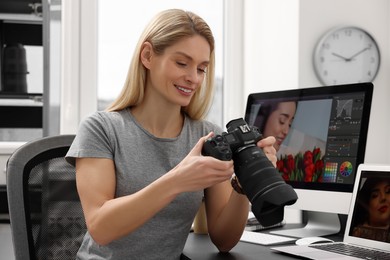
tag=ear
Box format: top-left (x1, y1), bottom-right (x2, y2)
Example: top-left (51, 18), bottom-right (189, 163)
top-left (140, 42), bottom-right (153, 69)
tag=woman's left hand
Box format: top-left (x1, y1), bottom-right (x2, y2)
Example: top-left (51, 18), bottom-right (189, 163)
top-left (256, 136), bottom-right (277, 167)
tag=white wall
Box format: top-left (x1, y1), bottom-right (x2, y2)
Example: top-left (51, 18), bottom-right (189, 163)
top-left (244, 0), bottom-right (300, 95)
top-left (297, 0), bottom-right (390, 164)
top-left (239, 0), bottom-right (390, 164)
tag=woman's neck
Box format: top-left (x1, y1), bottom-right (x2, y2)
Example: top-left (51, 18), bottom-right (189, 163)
top-left (130, 104), bottom-right (184, 138)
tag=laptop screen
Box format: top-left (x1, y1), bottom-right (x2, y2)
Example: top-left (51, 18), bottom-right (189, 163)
top-left (348, 168), bottom-right (390, 243)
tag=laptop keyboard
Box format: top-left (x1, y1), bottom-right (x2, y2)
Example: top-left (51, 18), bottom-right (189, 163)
top-left (311, 243), bottom-right (390, 260)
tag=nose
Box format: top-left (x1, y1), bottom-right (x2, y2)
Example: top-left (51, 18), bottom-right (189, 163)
top-left (379, 191), bottom-right (386, 201)
top-left (185, 66), bottom-right (201, 84)
top-left (281, 124), bottom-right (290, 136)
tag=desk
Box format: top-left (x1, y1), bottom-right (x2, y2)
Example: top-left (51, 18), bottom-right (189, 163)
top-left (183, 226), bottom-right (344, 260)
top-left (183, 233), bottom-right (294, 260)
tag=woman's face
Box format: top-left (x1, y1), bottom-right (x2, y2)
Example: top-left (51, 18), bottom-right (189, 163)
top-left (368, 181), bottom-right (390, 227)
top-left (263, 102), bottom-right (296, 151)
top-left (144, 35), bottom-right (210, 108)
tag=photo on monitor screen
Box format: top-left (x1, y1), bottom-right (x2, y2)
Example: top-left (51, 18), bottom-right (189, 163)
top-left (245, 82), bottom-right (373, 193)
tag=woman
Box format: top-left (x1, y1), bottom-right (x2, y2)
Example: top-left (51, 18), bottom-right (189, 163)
top-left (254, 101), bottom-right (297, 151)
top-left (66, 9), bottom-right (277, 259)
top-left (352, 177), bottom-right (390, 242)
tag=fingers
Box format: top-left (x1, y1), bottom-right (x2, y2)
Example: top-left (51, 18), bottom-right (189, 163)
top-left (204, 132), bottom-right (215, 140)
top-left (190, 132), bottom-right (215, 156)
top-left (257, 136), bottom-right (276, 148)
top-left (265, 151), bottom-right (277, 167)
top-left (257, 136), bottom-right (277, 167)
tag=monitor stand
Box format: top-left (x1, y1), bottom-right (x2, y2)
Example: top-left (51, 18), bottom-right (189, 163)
top-left (270, 211), bottom-right (341, 238)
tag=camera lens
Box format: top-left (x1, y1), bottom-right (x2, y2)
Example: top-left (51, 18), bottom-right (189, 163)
top-left (233, 145), bottom-right (297, 226)
top-left (201, 118), bottom-right (298, 226)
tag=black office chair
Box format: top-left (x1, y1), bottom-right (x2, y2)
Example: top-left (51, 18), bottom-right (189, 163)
top-left (6, 134), bottom-right (86, 260)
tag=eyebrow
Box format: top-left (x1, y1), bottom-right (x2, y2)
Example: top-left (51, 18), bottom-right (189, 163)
top-left (174, 51), bottom-right (210, 65)
top-left (280, 113), bottom-right (294, 118)
top-left (371, 184), bottom-right (390, 192)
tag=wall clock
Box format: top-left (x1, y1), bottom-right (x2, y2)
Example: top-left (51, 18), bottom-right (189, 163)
top-left (313, 26), bottom-right (380, 86)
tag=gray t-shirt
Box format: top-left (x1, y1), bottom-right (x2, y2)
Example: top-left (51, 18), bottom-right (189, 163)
top-left (66, 109), bottom-right (222, 260)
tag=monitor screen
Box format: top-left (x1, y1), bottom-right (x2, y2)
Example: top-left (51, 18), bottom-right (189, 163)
top-left (244, 82), bottom-right (373, 237)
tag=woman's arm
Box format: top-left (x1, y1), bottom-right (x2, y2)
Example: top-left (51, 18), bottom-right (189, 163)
top-left (76, 157), bottom-right (181, 245)
top-left (76, 134), bottom-right (235, 246)
top-left (204, 136), bottom-right (277, 252)
top-left (205, 180), bottom-right (249, 252)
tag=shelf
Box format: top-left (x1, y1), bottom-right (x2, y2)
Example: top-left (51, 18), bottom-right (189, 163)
top-left (0, 98), bottom-right (42, 107)
top-left (0, 93), bottom-right (43, 128)
top-left (0, 13), bottom-right (42, 23)
top-left (0, 92), bottom-right (42, 100)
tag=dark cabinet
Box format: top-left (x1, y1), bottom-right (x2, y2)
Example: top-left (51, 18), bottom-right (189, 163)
top-left (0, 0), bottom-right (61, 141)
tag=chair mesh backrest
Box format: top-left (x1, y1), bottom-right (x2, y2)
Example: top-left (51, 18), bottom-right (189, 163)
top-left (26, 149), bottom-right (86, 259)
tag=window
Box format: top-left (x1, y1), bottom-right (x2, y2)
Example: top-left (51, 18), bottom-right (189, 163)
top-left (97, 0), bottom-right (224, 126)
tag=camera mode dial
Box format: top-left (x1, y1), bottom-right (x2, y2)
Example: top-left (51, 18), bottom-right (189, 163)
top-left (202, 135), bottom-right (232, 161)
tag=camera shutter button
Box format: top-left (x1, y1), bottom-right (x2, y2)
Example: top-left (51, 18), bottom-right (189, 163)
top-left (216, 136), bottom-right (223, 141)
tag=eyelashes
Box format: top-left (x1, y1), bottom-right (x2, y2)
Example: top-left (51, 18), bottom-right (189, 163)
top-left (176, 61), bottom-right (207, 74)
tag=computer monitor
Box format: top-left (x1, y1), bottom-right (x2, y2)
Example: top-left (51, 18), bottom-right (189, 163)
top-left (244, 82), bottom-right (373, 238)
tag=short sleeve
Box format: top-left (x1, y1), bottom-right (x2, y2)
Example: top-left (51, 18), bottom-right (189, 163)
top-left (65, 112), bottom-right (114, 166)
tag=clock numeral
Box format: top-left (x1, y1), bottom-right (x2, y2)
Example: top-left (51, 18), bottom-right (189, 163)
top-left (322, 43), bottom-right (330, 50)
top-left (331, 33), bottom-right (339, 40)
top-left (368, 71), bottom-right (372, 77)
top-left (344, 29), bottom-right (352, 37)
top-left (370, 57), bottom-right (376, 63)
top-left (323, 70), bottom-right (328, 77)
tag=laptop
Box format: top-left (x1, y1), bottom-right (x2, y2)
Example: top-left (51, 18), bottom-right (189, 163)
top-left (271, 164), bottom-right (390, 259)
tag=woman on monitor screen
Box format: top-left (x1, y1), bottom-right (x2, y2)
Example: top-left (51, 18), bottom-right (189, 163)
top-left (65, 9), bottom-right (277, 260)
top-left (254, 101), bottom-right (297, 151)
top-left (352, 177), bottom-right (390, 242)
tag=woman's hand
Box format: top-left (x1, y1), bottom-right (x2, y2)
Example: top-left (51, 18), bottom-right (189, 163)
top-left (257, 136), bottom-right (277, 167)
top-left (171, 132), bottom-right (234, 193)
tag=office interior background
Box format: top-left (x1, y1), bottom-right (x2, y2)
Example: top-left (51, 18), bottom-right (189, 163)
top-left (1, 0), bottom-right (390, 259)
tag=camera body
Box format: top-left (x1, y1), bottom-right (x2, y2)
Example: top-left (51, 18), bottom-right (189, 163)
top-left (202, 118), bottom-right (298, 226)
top-left (203, 119), bottom-right (262, 159)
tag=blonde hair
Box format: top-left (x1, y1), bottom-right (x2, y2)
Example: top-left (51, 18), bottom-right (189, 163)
top-left (107, 9), bottom-right (215, 120)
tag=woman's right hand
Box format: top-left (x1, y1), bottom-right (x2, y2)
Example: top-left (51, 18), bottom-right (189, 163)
top-left (76, 133), bottom-right (233, 245)
top-left (170, 132), bottom-right (234, 192)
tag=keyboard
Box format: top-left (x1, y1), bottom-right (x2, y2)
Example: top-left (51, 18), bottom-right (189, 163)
top-left (240, 230), bottom-right (296, 246)
top-left (311, 243), bottom-right (390, 259)
top-left (245, 217), bottom-right (285, 231)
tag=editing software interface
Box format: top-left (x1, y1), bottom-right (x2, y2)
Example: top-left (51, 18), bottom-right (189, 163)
top-left (323, 92), bottom-right (366, 185)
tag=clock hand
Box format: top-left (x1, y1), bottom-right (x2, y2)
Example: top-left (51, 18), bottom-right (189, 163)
top-left (347, 47), bottom-right (370, 60)
top-left (331, 52), bottom-right (349, 61)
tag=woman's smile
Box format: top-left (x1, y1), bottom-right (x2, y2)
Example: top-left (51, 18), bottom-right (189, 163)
top-left (175, 84), bottom-right (194, 96)
top-left (378, 205), bottom-right (389, 214)
top-left (276, 136), bottom-right (284, 145)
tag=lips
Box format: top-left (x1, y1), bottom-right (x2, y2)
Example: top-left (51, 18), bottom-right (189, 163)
top-left (276, 137), bottom-right (284, 145)
top-left (175, 85), bottom-right (193, 96)
top-left (378, 205), bottom-right (389, 213)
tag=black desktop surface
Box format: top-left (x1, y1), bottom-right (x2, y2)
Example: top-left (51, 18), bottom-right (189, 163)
top-left (184, 233), bottom-right (293, 260)
top-left (183, 224), bottom-right (344, 259)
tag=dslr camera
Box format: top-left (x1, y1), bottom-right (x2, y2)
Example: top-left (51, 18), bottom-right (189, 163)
top-left (202, 118), bottom-right (298, 226)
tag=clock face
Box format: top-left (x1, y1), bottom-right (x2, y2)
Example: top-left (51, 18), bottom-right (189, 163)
top-left (313, 26), bottom-right (380, 86)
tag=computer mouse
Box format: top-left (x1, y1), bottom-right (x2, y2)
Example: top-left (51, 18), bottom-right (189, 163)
top-left (295, 236), bottom-right (334, 246)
